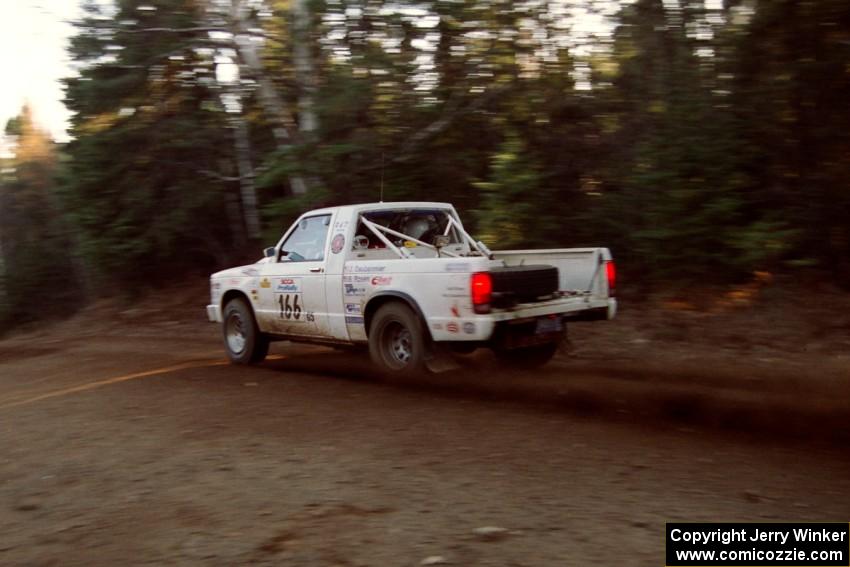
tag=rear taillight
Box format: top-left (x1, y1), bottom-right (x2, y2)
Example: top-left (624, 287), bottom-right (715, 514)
top-left (471, 272), bottom-right (492, 314)
top-left (605, 260), bottom-right (616, 296)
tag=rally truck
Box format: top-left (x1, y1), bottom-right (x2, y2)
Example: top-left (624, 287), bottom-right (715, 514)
top-left (206, 202), bottom-right (616, 374)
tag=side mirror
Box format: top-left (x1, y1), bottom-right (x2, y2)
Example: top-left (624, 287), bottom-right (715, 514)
top-left (264, 247), bottom-right (276, 258)
top-left (433, 235), bottom-right (451, 249)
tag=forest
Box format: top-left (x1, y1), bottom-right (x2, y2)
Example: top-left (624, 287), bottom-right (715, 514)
top-left (1, 0), bottom-right (848, 328)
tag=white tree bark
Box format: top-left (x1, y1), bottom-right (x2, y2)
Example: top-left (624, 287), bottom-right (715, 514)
top-left (230, 114), bottom-right (262, 239)
top-left (293, 0), bottom-right (318, 135)
top-left (230, 0), bottom-right (309, 195)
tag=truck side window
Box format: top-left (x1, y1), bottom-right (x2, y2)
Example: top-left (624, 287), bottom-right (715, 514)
top-left (280, 214), bottom-right (331, 262)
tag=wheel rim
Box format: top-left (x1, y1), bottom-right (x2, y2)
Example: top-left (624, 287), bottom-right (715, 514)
top-left (381, 320), bottom-right (412, 368)
top-left (225, 312), bottom-right (247, 354)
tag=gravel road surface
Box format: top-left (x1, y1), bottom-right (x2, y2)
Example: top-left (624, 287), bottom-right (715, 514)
top-left (1, 330), bottom-right (848, 566)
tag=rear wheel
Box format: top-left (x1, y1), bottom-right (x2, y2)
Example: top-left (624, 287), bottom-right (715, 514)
top-left (368, 302), bottom-right (429, 375)
top-left (223, 298), bottom-right (269, 364)
top-left (495, 342), bottom-right (559, 369)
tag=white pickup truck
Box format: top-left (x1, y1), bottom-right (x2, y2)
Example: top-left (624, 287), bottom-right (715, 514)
top-left (207, 202), bottom-right (616, 374)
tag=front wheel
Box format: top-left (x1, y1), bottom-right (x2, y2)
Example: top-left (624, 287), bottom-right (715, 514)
top-left (494, 342), bottom-right (559, 369)
top-left (222, 298), bottom-right (269, 364)
top-left (368, 302), bottom-right (429, 376)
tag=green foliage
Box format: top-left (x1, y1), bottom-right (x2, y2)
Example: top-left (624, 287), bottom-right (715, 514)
top-left (474, 133), bottom-right (546, 249)
top-left (61, 0), bottom-right (239, 284)
top-left (0, 108), bottom-right (79, 329)
top-left (34, 0), bottom-right (850, 324)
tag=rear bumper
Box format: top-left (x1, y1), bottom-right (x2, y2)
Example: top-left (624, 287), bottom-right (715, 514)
top-left (206, 304), bottom-right (221, 323)
top-left (427, 297), bottom-right (616, 342)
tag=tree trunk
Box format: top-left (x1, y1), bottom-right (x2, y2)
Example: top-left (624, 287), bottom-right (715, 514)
top-left (293, 0), bottom-right (318, 135)
top-left (230, 114), bottom-right (262, 240)
top-left (230, 0), bottom-right (309, 196)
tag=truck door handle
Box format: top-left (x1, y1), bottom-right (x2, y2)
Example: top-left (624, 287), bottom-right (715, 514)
top-left (309, 267), bottom-right (324, 273)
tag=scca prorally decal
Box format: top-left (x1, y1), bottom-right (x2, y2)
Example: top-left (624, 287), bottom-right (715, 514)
top-left (275, 278), bottom-right (301, 293)
top-left (345, 315), bottom-right (364, 325)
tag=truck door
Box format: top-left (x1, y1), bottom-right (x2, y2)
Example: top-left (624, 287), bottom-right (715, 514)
top-left (257, 213), bottom-right (332, 337)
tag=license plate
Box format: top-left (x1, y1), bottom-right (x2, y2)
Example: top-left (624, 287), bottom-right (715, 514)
top-left (535, 317), bottom-right (563, 334)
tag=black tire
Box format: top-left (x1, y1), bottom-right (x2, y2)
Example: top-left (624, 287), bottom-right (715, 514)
top-left (368, 302), bottom-right (429, 375)
top-left (222, 298), bottom-right (269, 364)
top-left (495, 342), bottom-right (559, 369)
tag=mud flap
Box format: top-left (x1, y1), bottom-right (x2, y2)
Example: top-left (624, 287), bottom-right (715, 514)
top-left (425, 343), bottom-right (461, 373)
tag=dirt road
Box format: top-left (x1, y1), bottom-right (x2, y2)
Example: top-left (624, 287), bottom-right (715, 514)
top-left (1, 325), bottom-right (849, 566)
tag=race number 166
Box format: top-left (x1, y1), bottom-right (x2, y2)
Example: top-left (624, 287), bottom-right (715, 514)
top-left (277, 293), bottom-right (302, 320)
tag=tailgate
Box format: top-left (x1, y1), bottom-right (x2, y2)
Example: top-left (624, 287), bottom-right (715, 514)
top-left (493, 247), bottom-right (613, 299)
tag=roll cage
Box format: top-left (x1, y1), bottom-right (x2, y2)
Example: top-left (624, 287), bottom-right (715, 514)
top-left (357, 208), bottom-right (492, 259)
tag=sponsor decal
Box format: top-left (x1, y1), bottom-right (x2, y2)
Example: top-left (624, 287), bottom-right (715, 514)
top-left (345, 315), bottom-right (365, 325)
top-left (229, 278), bottom-right (241, 285)
top-left (445, 262), bottom-right (470, 272)
top-left (446, 322), bottom-right (459, 333)
top-left (403, 240), bottom-right (417, 248)
top-left (432, 323), bottom-right (443, 330)
top-left (371, 275), bottom-right (392, 286)
top-left (212, 282), bottom-right (221, 290)
top-left (259, 278), bottom-right (271, 289)
top-left (344, 284), bottom-right (366, 296)
top-left (463, 322), bottom-right (475, 334)
top-left (450, 304), bottom-right (460, 318)
top-left (443, 285), bottom-right (467, 298)
top-left (353, 275), bottom-right (371, 283)
top-left (351, 265), bottom-right (386, 273)
top-left (333, 220), bottom-right (349, 230)
top-left (241, 267), bottom-right (260, 276)
top-left (275, 277), bottom-right (301, 293)
top-left (344, 303), bottom-right (361, 314)
top-left (331, 233), bottom-right (345, 254)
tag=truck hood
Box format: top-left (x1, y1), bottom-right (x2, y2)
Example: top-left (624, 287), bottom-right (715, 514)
top-left (210, 257), bottom-right (269, 279)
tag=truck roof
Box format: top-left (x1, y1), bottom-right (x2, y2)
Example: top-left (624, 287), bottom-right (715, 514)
top-left (305, 201), bottom-right (455, 217)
